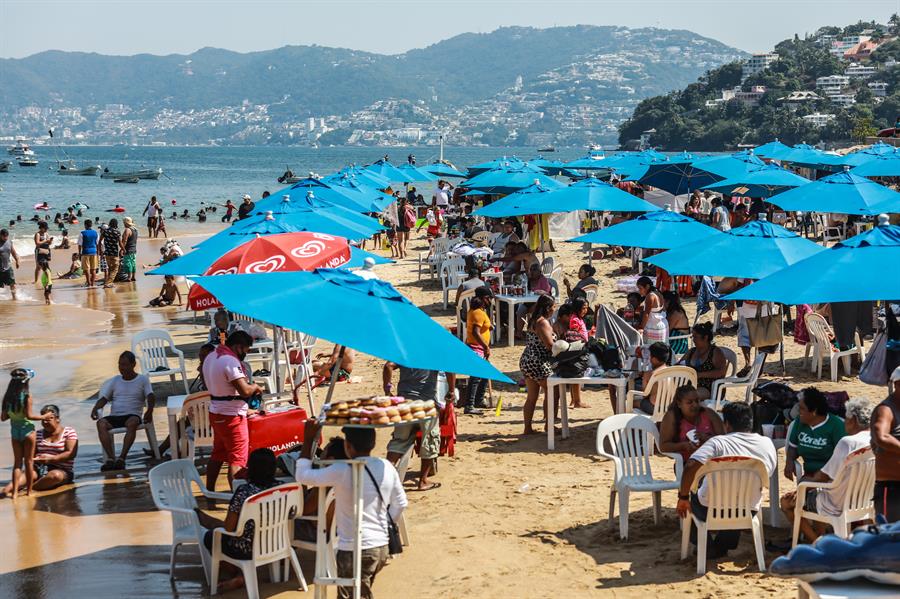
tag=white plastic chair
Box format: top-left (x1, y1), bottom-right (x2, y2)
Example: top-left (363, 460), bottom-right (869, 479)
top-left (208, 482), bottom-right (307, 598)
top-left (149, 459), bottom-right (233, 584)
top-left (293, 488), bottom-right (336, 558)
top-left (596, 414), bottom-right (684, 540)
top-left (541, 256), bottom-right (555, 276)
top-left (180, 393), bottom-right (214, 461)
top-left (455, 288), bottom-right (477, 341)
top-left (580, 284), bottom-right (598, 308)
top-left (439, 256), bottom-right (467, 310)
top-left (679, 456), bottom-right (768, 575)
top-left (99, 404), bottom-right (161, 461)
top-left (804, 313), bottom-right (865, 381)
top-left (547, 278), bottom-right (560, 299)
top-left (549, 265), bottom-right (563, 285)
top-left (132, 329), bottom-right (190, 394)
top-left (791, 447), bottom-right (876, 548)
top-left (418, 236), bottom-right (451, 280)
top-left (629, 366), bottom-right (697, 423)
top-left (817, 213), bottom-right (844, 245)
top-left (709, 351), bottom-right (767, 410)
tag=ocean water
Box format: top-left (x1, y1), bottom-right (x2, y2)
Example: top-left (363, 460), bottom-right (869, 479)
top-left (0, 145), bottom-right (583, 252)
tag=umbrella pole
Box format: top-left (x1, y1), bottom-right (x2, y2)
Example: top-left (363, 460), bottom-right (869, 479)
top-left (539, 215), bottom-right (546, 263)
top-left (273, 326), bottom-right (282, 396)
top-left (324, 345), bottom-right (346, 405)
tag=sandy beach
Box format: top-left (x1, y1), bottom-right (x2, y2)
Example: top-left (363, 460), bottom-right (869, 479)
top-left (0, 223), bottom-right (882, 598)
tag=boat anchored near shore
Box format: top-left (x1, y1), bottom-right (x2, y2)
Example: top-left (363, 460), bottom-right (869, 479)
top-left (57, 160), bottom-right (102, 176)
top-left (101, 167), bottom-right (163, 180)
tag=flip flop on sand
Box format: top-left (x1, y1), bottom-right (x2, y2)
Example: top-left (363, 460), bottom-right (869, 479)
top-left (410, 482), bottom-right (441, 492)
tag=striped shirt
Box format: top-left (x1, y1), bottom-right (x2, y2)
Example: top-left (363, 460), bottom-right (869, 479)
top-left (36, 426), bottom-right (78, 474)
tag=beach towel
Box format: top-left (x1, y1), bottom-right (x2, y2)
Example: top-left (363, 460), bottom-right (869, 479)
top-left (695, 275), bottom-right (727, 317)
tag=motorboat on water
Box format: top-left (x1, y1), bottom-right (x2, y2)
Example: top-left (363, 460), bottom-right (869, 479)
top-left (113, 177), bottom-right (140, 184)
top-left (277, 167), bottom-right (302, 184)
top-left (7, 138), bottom-right (35, 156)
top-left (17, 155), bottom-right (39, 167)
top-left (57, 160), bottom-right (101, 176)
top-left (538, 146), bottom-right (556, 152)
top-left (101, 167), bottom-right (163, 180)
top-left (0, 161), bottom-right (10, 172)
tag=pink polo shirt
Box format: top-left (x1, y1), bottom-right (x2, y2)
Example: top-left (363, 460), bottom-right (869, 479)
top-left (202, 346), bottom-right (248, 416)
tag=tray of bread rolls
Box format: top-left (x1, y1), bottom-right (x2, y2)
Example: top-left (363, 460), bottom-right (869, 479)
top-left (319, 396), bottom-right (438, 427)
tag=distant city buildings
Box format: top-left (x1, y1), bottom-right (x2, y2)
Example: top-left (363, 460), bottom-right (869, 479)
top-left (742, 53), bottom-right (778, 81)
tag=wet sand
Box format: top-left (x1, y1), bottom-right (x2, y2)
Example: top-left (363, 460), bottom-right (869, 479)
top-left (0, 225), bottom-right (883, 597)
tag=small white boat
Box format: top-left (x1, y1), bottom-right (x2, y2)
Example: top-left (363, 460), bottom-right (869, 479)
top-left (0, 161), bottom-right (10, 172)
top-left (17, 155), bottom-right (39, 167)
top-left (101, 167), bottom-right (163, 180)
top-left (113, 177), bottom-right (139, 184)
top-left (7, 138), bottom-right (35, 156)
top-left (57, 160), bottom-right (101, 176)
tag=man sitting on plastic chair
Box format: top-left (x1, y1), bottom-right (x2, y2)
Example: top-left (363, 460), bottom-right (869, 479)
top-left (90, 350), bottom-right (156, 472)
top-left (676, 403), bottom-right (777, 558)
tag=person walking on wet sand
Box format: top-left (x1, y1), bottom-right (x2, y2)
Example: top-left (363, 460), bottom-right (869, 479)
top-left (143, 196), bottom-right (161, 238)
top-left (90, 351), bottom-right (156, 471)
top-left (120, 216), bottom-right (138, 282)
top-left (2, 369), bottom-right (54, 499)
top-left (0, 228), bottom-right (20, 300)
top-left (77, 219), bottom-right (100, 288)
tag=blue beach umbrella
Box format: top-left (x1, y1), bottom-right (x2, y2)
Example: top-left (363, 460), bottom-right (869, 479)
top-left (767, 169), bottom-right (900, 215)
top-left (364, 159), bottom-right (415, 184)
top-left (422, 161), bottom-right (466, 178)
top-left (262, 175), bottom-right (393, 213)
top-left (462, 166), bottom-right (563, 195)
top-left (474, 177), bottom-right (657, 218)
top-left (329, 166), bottom-right (391, 190)
top-left (397, 163), bottom-right (439, 182)
top-left (702, 164), bottom-right (811, 198)
top-left (192, 269), bottom-right (513, 382)
top-left (528, 156), bottom-right (578, 178)
top-left (727, 215), bottom-right (900, 304)
top-left (236, 192), bottom-right (384, 236)
top-left (692, 150), bottom-right (767, 179)
top-left (563, 150), bottom-right (609, 170)
top-left (645, 218), bottom-right (825, 279)
top-left (851, 153), bottom-right (900, 178)
top-left (570, 208), bottom-right (722, 250)
top-left (778, 143), bottom-right (842, 169)
top-left (627, 152), bottom-right (723, 196)
top-left (753, 139), bottom-right (795, 161)
top-left (836, 141), bottom-right (898, 169)
top-left (466, 155), bottom-right (528, 177)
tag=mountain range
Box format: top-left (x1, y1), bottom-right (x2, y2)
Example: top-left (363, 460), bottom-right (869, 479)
top-left (0, 26), bottom-right (746, 146)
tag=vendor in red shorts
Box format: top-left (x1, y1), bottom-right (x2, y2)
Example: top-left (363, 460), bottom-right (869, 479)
top-left (202, 330), bottom-right (263, 490)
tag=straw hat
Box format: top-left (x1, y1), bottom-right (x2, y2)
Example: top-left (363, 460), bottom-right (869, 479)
top-left (123, 216), bottom-right (133, 226)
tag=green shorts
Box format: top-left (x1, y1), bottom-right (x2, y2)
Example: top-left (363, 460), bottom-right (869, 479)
top-left (387, 418), bottom-right (440, 460)
top-left (0, 267), bottom-right (15, 288)
top-left (122, 252), bottom-right (136, 275)
top-left (10, 419), bottom-right (36, 441)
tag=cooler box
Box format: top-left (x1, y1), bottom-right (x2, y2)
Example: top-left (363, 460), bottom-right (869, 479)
top-left (247, 405), bottom-right (309, 456)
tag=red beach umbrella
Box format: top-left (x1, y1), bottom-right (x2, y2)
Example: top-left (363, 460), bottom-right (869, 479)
top-left (187, 232), bottom-right (351, 311)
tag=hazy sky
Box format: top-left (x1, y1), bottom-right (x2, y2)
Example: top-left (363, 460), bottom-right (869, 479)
top-left (1, 0), bottom-right (898, 59)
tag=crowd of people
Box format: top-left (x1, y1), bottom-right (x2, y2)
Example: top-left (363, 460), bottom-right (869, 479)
top-left (2, 171), bottom-right (899, 599)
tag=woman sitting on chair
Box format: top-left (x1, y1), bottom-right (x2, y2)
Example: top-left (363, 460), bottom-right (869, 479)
top-left (195, 448), bottom-right (279, 592)
top-left (659, 384), bottom-right (724, 462)
top-left (679, 322), bottom-right (729, 400)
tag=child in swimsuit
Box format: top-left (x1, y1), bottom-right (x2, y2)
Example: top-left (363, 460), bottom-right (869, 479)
top-left (1, 369), bottom-right (52, 499)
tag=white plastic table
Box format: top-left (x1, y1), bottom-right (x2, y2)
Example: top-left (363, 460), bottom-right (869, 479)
top-left (545, 375), bottom-right (630, 450)
top-left (797, 580), bottom-right (900, 599)
top-left (494, 293), bottom-right (541, 347)
top-left (166, 394), bottom-right (188, 459)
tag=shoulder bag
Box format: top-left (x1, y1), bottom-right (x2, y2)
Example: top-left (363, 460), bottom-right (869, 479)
top-left (746, 302), bottom-right (782, 348)
top-left (363, 464), bottom-right (403, 555)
